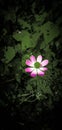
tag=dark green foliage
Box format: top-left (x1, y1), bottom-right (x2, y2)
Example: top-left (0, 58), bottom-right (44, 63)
top-left (0, 1), bottom-right (62, 129)
top-left (0, 0), bottom-right (62, 108)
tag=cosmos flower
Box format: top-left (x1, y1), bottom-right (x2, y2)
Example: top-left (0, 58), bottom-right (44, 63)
top-left (25, 55), bottom-right (49, 77)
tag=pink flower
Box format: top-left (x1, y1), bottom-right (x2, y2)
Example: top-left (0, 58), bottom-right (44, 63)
top-left (25, 55), bottom-right (49, 77)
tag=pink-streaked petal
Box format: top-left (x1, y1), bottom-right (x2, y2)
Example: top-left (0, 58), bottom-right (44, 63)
top-left (30, 69), bottom-right (37, 77)
top-left (25, 68), bottom-right (34, 73)
top-left (40, 67), bottom-right (48, 71)
top-left (26, 59), bottom-right (34, 67)
top-left (41, 60), bottom-right (49, 66)
top-left (37, 55), bottom-right (42, 63)
top-left (37, 69), bottom-right (45, 76)
top-left (30, 55), bottom-right (36, 63)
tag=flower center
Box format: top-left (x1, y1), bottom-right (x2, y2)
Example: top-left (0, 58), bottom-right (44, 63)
top-left (34, 62), bottom-right (40, 68)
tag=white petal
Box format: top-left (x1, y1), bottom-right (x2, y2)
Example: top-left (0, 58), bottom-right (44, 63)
top-left (37, 55), bottom-right (42, 63)
top-left (26, 59), bottom-right (34, 67)
top-left (37, 69), bottom-right (45, 76)
top-left (40, 67), bottom-right (48, 71)
top-left (30, 55), bottom-right (36, 63)
top-left (30, 69), bottom-right (37, 77)
top-left (41, 60), bottom-right (49, 66)
top-left (25, 68), bottom-right (34, 73)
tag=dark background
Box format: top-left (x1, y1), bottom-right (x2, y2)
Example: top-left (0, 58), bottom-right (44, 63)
top-left (0, 0), bottom-right (62, 130)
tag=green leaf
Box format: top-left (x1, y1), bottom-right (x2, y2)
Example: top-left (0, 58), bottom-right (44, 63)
top-left (13, 31), bottom-right (32, 51)
top-left (4, 47), bottom-right (15, 63)
top-left (36, 91), bottom-right (46, 100)
top-left (26, 85), bottom-right (33, 91)
top-left (18, 19), bottom-right (31, 30)
top-left (22, 32), bottom-right (32, 51)
top-left (41, 21), bottom-right (59, 44)
top-left (15, 44), bottom-right (21, 53)
top-left (21, 54), bottom-right (30, 67)
top-left (31, 31), bottom-right (42, 47)
top-left (13, 32), bottom-right (22, 41)
top-left (35, 12), bottom-right (47, 24)
top-left (41, 85), bottom-right (53, 95)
